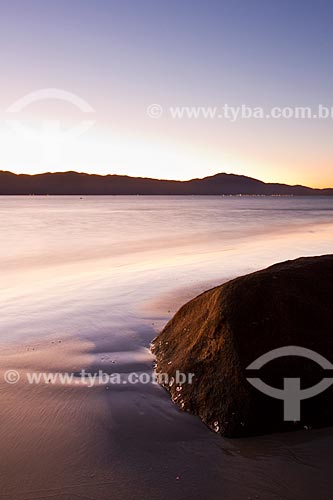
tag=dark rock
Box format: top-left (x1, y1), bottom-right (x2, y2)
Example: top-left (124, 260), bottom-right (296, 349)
top-left (151, 256), bottom-right (333, 437)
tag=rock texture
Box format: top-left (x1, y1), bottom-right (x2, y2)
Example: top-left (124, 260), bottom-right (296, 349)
top-left (151, 256), bottom-right (333, 437)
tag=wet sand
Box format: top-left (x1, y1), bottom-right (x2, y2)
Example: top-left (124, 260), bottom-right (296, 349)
top-left (1, 321), bottom-right (333, 500)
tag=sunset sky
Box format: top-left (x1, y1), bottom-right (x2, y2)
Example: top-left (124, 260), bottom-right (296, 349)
top-left (0, 0), bottom-right (332, 187)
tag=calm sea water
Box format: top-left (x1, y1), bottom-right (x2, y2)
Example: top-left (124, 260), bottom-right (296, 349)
top-left (1, 195), bottom-right (333, 343)
top-left (1, 196), bottom-right (333, 500)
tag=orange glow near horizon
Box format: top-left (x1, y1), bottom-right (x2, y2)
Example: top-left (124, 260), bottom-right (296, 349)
top-left (0, 100), bottom-right (331, 190)
top-left (1, 2), bottom-right (333, 192)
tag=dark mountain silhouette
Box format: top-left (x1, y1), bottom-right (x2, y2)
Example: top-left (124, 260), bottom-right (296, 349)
top-left (0, 170), bottom-right (332, 195)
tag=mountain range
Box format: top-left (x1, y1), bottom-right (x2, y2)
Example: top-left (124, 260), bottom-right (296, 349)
top-left (0, 170), bottom-right (332, 196)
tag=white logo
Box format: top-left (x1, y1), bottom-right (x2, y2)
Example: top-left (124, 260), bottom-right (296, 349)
top-left (246, 346), bottom-right (333, 421)
top-left (146, 103), bottom-right (163, 119)
top-left (5, 88), bottom-right (95, 164)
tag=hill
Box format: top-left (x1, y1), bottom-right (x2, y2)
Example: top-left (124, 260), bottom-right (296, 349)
top-left (0, 170), bottom-right (332, 195)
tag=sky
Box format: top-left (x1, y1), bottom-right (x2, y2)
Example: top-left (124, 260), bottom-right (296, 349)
top-left (0, 0), bottom-right (332, 187)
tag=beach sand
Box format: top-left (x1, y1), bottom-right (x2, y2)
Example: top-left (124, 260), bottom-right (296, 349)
top-left (1, 301), bottom-right (333, 500)
top-left (1, 196), bottom-right (333, 499)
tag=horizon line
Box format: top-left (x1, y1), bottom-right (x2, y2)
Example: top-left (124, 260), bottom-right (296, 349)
top-left (1, 169), bottom-right (332, 191)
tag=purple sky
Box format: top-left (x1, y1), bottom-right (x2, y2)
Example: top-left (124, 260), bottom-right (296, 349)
top-left (0, 0), bottom-right (332, 186)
